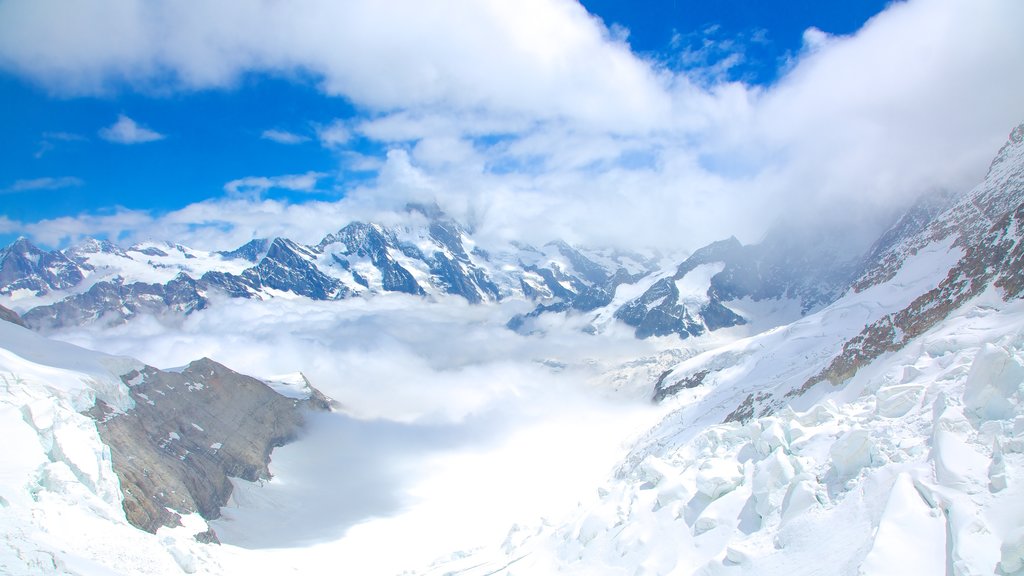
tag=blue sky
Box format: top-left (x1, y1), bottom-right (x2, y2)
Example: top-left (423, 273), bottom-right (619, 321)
top-left (1, 0), bottom-right (1022, 251)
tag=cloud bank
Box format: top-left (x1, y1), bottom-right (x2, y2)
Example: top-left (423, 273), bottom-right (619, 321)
top-left (2, 0), bottom-right (1023, 253)
top-left (51, 294), bottom-right (665, 569)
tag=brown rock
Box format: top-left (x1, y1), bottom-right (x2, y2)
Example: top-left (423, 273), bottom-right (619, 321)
top-left (85, 357), bottom-right (332, 534)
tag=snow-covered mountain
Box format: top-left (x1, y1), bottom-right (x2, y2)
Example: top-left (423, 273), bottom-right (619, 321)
top-left (419, 123), bottom-right (1024, 575)
top-left (0, 204), bottom-right (670, 331)
top-left (1, 201), bottom-right (877, 342)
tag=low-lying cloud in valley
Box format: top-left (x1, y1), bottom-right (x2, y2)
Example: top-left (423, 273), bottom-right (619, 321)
top-left (49, 295), bottom-right (666, 569)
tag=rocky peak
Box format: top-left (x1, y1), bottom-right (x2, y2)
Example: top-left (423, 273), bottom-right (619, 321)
top-left (0, 303), bottom-right (25, 327)
top-left (798, 120), bottom-right (1024, 396)
top-left (216, 238), bottom-right (270, 262)
top-left (0, 236), bottom-right (85, 296)
top-left (66, 237), bottom-right (127, 260)
top-left (244, 238), bottom-right (344, 300)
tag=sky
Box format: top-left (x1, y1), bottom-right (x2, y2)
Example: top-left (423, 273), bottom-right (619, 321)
top-left (1, 0), bottom-right (1023, 251)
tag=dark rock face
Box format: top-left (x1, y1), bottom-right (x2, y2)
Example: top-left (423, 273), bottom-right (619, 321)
top-left (23, 274), bottom-right (207, 330)
top-left (322, 222), bottom-right (425, 296)
top-left (85, 358), bottom-right (332, 535)
top-left (615, 224), bottom-right (865, 340)
top-left (615, 278), bottom-right (710, 339)
top-left (216, 238), bottom-right (270, 263)
top-left (0, 303), bottom-right (25, 327)
top-left (652, 369), bottom-right (709, 403)
top-left (0, 237), bottom-right (86, 296)
top-left (508, 243), bottom-right (656, 331)
top-left (3, 206), bottom-right (655, 332)
top-left (423, 219), bottom-right (501, 303)
top-left (242, 238), bottom-right (346, 300)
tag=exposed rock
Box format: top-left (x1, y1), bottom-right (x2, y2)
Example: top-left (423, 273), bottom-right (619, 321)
top-left (84, 358), bottom-right (332, 534)
top-left (23, 273), bottom-right (207, 330)
top-left (242, 238), bottom-right (346, 300)
top-left (0, 303), bottom-right (25, 327)
top-left (797, 123), bottom-right (1024, 396)
top-left (0, 237), bottom-right (86, 296)
top-left (652, 369), bottom-right (709, 403)
top-left (616, 225), bottom-right (864, 340)
top-left (215, 238), bottom-right (270, 263)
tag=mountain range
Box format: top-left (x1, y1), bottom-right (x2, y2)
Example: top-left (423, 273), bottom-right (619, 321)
top-left (3, 197), bottom-right (891, 344)
top-left (0, 122), bottom-right (1022, 575)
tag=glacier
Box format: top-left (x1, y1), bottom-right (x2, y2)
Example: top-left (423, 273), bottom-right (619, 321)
top-left (0, 123), bottom-right (1023, 575)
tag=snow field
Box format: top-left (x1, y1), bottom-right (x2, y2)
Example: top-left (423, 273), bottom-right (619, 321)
top-left (436, 292), bottom-right (1024, 575)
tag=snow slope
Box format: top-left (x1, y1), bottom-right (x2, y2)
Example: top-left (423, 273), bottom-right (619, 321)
top-left (413, 125), bottom-right (1024, 575)
top-left (422, 268), bottom-right (1024, 576)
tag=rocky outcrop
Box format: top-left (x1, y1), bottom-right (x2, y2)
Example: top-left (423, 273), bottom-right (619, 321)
top-left (0, 303), bottom-right (25, 327)
top-left (85, 358), bottom-right (333, 537)
top-left (797, 122), bottom-right (1024, 395)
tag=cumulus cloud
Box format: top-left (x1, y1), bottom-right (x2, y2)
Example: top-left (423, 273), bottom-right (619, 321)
top-left (0, 0), bottom-right (669, 133)
top-left (20, 207), bottom-right (154, 247)
top-left (3, 0), bottom-right (1024, 255)
top-left (4, 176), bottom-right (83, 193)
top-left (98, 114), bottom-right (164, 144)
top-left (260, 129), bottom-right (309, 145)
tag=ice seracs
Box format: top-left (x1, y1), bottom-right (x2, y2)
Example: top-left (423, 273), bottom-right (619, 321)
top-left (418, 122), bottom-right (1024, 575)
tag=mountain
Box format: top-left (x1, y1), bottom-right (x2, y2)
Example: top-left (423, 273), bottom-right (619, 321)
top-left (0, 204), bottom-right (666, 332)
top-left (422, 122), bottom-right (1024, 576)
top-left (0, 314), bottom-right (332, 571)
top-left (611, 229), bottom-right (849, 339)
top-left (0, 236), bottom-right (85, 296)
top-left (2, 123), bottom-right (1022, 574)
top-left (89, 358), bottom-right (333, 536)
top-left (0, 197), bottom-right (878, 344)
top-left (0, 302), bottom-right (25, 326)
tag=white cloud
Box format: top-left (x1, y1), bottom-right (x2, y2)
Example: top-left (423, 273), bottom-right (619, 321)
top-left (0, 215), bottom-right (19, 234)
top-left (223, 171), bottom-right (327, 198)
top-left (48, 293), bottom-right (662, 568)
top-left (4, 176), bottom-right (83, 193)
top-left (261, 129), bottom-right (309, 145)
top-left (98, 114), bottom-right (164, 144)
top-left (2, 0), bottom-right (1023, 255)
top-left (0, 0), bottom-right (670, 134)
top-left (316, 120), bottom-right (351, 149)
top-left (21, 207), bottom-right (154, 247)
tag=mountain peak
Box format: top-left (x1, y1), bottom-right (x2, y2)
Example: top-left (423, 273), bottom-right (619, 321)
top-left (5, 236), bottom-right (41, 254)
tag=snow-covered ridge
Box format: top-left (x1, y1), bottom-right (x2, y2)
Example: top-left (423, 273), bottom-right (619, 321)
top-left (0, 205), bottom-right (672, 332)
top-left (435, 292), bottom-right (1024, 575)
top-left (405, 123), bottom-right (1024, 574)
